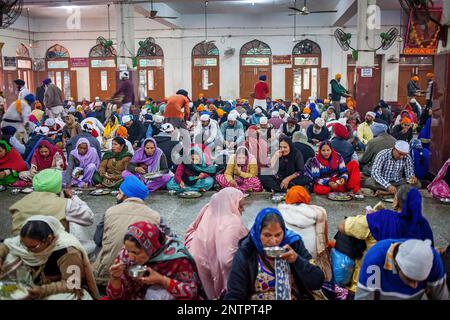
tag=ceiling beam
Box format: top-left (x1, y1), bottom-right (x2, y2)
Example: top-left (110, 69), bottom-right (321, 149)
top-left (332, 0), bottom-right (357, 27)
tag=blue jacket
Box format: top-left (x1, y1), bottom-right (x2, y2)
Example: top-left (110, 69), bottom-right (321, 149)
top-left (330, 137), bottom-right (354, 164)
top-left (356, 239), bottom-right (448, 300)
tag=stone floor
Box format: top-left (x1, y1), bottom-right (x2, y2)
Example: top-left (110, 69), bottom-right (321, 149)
top-left (1, 187), bottom-right (449, 248)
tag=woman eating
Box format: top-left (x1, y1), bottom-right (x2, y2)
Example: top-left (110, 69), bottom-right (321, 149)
top-left (338, 185), bottom-right (434, 292)
top-left (0, 140), bottom-right (28, 187)
top-left (122, 138), bottom-right (172, 192)
top-left (106, 221), bottom-right (201, 300)
top-left (64, 138), bottom-right (100, 189)
top-left (259, 136), bottom-right (310, 194)
top-left (184, 188), bottom-right (247, 299)
top-left (215, 146), bottom-right (263, 193)
top-left (0, 216), bottom-right (98, 300)
top-left (19, 140), bottom-right (66, 183)
top-left (166, 146), bottom-right (215, 193)
top-left (93, 137), bottom-right (132, 188)
top-left (304, 141), bottom-right (361, 195)
top-left (224, 208), bottom-right (324, 300)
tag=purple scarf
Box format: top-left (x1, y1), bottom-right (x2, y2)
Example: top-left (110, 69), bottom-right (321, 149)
top-left (366, 188), bottom-right (434, 245)
top-left (130, 137), bottom-right (163, 173)
top-left (70, 138), bottom-right (100, 168)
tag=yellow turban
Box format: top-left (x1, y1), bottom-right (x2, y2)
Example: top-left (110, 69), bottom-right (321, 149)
top-left (335, 73), bottom-right (342, 79)
top-left (217, 108), bottom-right (225, 117)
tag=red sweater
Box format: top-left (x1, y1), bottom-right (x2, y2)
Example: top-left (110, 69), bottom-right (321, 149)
top-left (254, 81), bottom-right (269, 100)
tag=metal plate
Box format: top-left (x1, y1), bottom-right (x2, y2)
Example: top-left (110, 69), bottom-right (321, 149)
top-left (177, 191), bottom-right (202, 199)
top-left (328, 192), bottom-right (353, 201)
top-left (0, 281), bottom-right (29, 300)
top-left (89, 189), bottom-right (111, 196)
top-left (143, 172), bottom-right (163, 180)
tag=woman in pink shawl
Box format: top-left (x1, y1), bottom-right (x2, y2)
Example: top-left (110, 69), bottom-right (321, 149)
top-left (122, 138), bottom-right (172, 191)
top-left (184, 187), bottom-right (247, 299)
top-left (428, 158), bottom-right (450, 199)
top-left (64, 138), bottom-right (100, 188)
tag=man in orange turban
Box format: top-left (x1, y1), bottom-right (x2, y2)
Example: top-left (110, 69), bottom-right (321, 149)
top-left (116, 125), bottom-right (128, 138)
top-left (407, 75), bottom-right (421, 100)
top-left (285, 185), bottom-right (311, 205)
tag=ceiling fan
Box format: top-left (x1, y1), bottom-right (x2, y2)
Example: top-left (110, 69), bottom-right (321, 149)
top-left (288, 0), bottom-right (337, 16)
top-left (145, 0), bottom-right (178, 19)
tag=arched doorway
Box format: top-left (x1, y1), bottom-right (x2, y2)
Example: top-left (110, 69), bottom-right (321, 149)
top-left (286, 39), bottom-right (327, 102)
top-left (16, 44), bottom-right (34, 93)
top-left (45, 44), bottom-right (75, 100)
top-left (137, 38), bottom-right (165, 101)
top-left (240, 39), bottom-right (272, 101)
top-left (89, 43), bottom-right (117, 101)
top-left (191, 41), bottom-right (220, 100)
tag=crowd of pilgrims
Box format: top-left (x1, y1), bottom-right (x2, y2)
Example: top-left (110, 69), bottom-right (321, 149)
top-left (0, 78), bottom-right (449, 300)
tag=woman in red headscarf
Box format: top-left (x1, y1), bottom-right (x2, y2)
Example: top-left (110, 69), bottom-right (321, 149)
top-left (19, 140), bottom-right (66, 182)
top-left (107, 221), bottom-right (202, 300)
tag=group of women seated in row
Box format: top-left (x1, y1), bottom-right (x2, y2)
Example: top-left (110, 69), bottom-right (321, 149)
top-left (0, 130), bottom-right (364, 198)
top-left (1, 180), bottom-right (444, 300)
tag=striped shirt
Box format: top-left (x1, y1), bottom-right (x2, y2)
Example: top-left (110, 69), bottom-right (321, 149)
top-left (371, 148), bottom-right (415, 189)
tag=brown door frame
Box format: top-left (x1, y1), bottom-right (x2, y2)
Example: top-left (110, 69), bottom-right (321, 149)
top-left (89, 57), bottom-right (117, 101)
top-left (239, 54), bottom-right (272, 102)
top-left (16, 57), bottom-right (34, 94)
top-left (137, 56), bottom-right (165, 101)
top-left (191, 55), bottom-right (220, 100)
top-left (290, 54), bottom-right (321, 102)
top-left (45, 57), bottom-right (72, 99)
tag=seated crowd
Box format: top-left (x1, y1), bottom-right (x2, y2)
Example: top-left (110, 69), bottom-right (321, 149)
top-left (0, 76), bottom-right (448, 301)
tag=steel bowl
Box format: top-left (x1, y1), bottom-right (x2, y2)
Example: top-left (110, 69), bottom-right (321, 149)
top-left (264, 246), bottom-right (287, 258)
top-left (354, 194), bottom-right (365, 201)
top-left (11, 188), bottom-right (20, 195)
top-left (127, 265), bottom-right (148, 278)
top-left (440, 198), bottom-right (450, 205)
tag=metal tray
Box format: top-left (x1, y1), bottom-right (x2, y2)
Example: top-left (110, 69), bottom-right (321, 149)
top-left (328, 192), bottom-right (353, 201)
top-left (143, 172), bottom-right (163, 180)
top-left (177, 191), bottom-right (202, 199)
top-left (264, 246), bottom-right (287, 258)
top-left (89, 189), bottom-right (111, 196)
top-left (0, 281), bottom-right (29, 300)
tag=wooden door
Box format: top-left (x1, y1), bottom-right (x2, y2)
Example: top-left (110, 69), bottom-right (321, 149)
top-left (285, 68), bottom-right (293, 101)
top-left (70, 70), bottom-right (78, 102)
top-left (89, 68), bottom-right (116, 101)
top-left (319, 67), bottom-right (329, 100)
top-left (3, 70), bottom-right (18, 106)
top-left (240, 66), bottom-right (272, 102)
top-left (347, 55), bottom-right (382, 105)
top-left (191, 65), bottom-right (220, 100)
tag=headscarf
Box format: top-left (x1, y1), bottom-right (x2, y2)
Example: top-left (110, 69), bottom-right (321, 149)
top-left (285, 186), bottom-right (311, 205)
top-left (125, 221), bottom-right (193, 264)
top-left (31, 140), bottom-right (66, 171)
top-left (316, 141), bottom-right (339, 170)
top-left (249, 208), bottom-right (302, 255)
top-left (3, 215), bottom-right (99, 298)
top-left (366, 188), bottom-right (434, 245)
top-left (102, 137), bottom-right (132, 161)
top-left (184, 188), bottom-right (246, 299)
top-left (31, 109), bottom-right (44, 123)
top-left (70, 138), bottom-right (100, 169)
top-left (103, 115), bottom-right (119, 138)
top-left (130, 138), bottom-right (163, 173)
top-left (0, 140), bottom-right (28, 172)
top-left (32, 168), bottom-right (62, 194)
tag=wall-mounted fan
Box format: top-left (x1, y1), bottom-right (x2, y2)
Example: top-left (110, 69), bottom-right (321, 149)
top-left (144, 0), bottom-right (178, 19)
top-left (288, 0), bottom-right (337, 16)
top-left (334, 27), bottom-right (400, 59)
top-left (0, 0), bottom-right (23, 29)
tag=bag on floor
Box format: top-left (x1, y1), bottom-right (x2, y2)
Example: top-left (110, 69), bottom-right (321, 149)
top-left (331, 248), bottom-right (355, 287)
top-left (334, 231), bottom-right (366, 260)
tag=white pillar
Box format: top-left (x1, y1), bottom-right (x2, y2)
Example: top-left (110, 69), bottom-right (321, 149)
top-left (356, 0), bottom-right (375, 68)
top-left (115, 3), bottom-right (135, 68)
